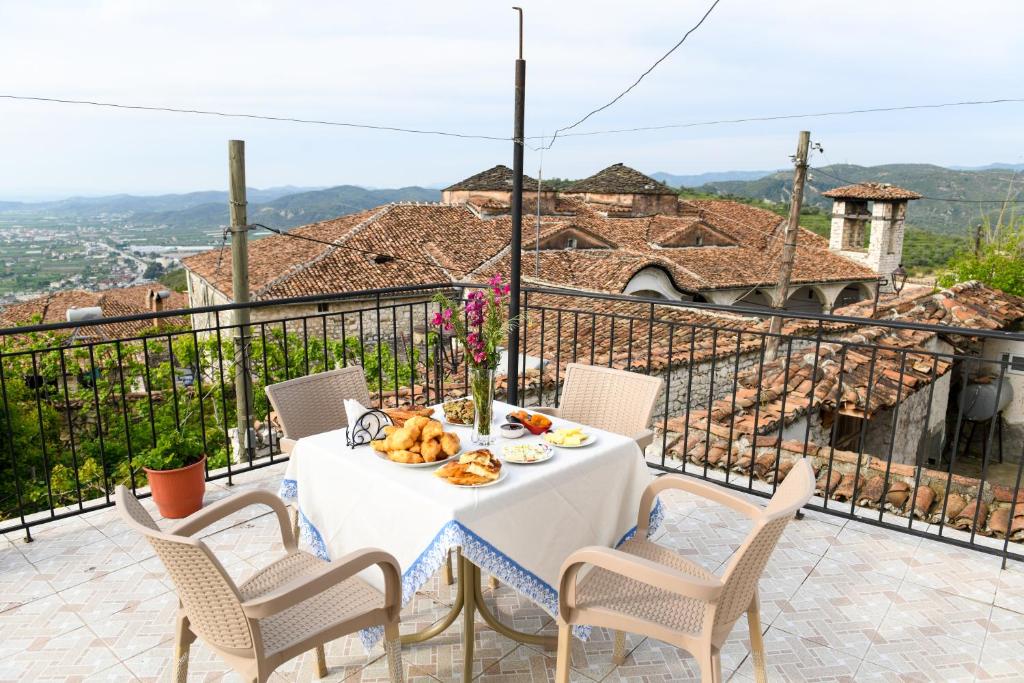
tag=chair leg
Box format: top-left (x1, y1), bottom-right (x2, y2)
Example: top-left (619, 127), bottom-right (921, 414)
top-left (172, 614), bottom-right (193, 683)
top-left (748, 595), bottom-right (768, 683)
top-left (383, 622), bottom-right (404, 683)
top-left (612, 629), bottom-right (627, 665)
top-left (697, 650), bottom-right (716, 683)
top-left (712, 651), bottom-right (723, 683)
top-left (314, 644), bottom-right (328, 678)
top-left (443, 549), bottom-right (455, 585)
top-left (554, 622), bottom-right (571, 683)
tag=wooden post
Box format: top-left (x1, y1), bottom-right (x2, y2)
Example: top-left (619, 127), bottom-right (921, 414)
top-left (505, 7), bottom-right (526, 406)
top-left (766, 131), bottom-right (811, 361)
top-left (228, 140), bottom-right (254, 462)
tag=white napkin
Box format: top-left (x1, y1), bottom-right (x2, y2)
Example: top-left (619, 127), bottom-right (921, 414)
top-left (344, 398), bottom-right (369, 429)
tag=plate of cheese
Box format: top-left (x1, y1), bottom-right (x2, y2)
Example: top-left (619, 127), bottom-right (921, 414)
top-left (544, 427), bottom-right (595, 448)
top-left (501, 442), bottom-right (554, 464)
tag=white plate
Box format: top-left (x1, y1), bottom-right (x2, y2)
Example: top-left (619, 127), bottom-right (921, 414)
top-left (438, 401), bottom-right (475, 427)
top-left (501, 442), bottom-right (554, 464)
top-left (445, 467), bottom-right (508, 488)
top-left (543, 432), bottom-right (597, 448)
top-left (374, 450), bottom-right (459, 468)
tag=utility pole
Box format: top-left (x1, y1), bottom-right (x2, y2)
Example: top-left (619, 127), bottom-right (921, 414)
top-left (505, 7), bottom-right (526, 406)
top-left (228, 140), bottom-right (254, 464)
top-left (766, 130), bottom-right (811, 361)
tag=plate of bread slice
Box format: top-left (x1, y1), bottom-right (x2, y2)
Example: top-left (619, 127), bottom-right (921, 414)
top-left (370, 415), bottom-right (461, 467)
top-left (434, 449), bottom-right (505, 487)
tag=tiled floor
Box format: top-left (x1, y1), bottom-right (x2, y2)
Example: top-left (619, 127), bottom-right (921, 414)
top-left (2, 463), bottom-right (1024, 682)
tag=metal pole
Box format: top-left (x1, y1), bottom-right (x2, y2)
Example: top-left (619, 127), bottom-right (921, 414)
top-left (228, 140), bottom-right (254, 461)
top-left (766, 130), bottom-right (810, 360)
top-left (506, 7), bottom-right (526, 406)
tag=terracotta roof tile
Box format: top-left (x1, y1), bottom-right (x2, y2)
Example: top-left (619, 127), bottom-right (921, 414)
top-left (0, 284), bottom-right (188, 341)
top-left (443, 165), bottom-right (544, 192)
top-left (563, 163), bottom-right (676, 196)
top-left (822, 182), bottom-right (922, 201)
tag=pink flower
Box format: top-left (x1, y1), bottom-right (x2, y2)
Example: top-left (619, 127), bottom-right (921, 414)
top-left (467, 332), bottom-right (480, 345)
top-left (442, 308), bottom-right (453, 321)
top-left (473, 351), bottom-right (487, 363)
top-left (443, 322), bottom-right (453, 332)
top-left (489, 273), bottom-right (503, 287)
top-left (430, 312), bottom-right (443, 326)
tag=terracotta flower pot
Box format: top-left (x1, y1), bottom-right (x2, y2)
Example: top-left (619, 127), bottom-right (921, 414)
top-left (144, 456), bottom-right (207, 519)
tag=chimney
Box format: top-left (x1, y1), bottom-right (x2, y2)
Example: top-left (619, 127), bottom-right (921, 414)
top-left (148, 289), bottom-right (172, 327)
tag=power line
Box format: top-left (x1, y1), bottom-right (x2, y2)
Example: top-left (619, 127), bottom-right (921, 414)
top-left (809, 165), bottom-right (1024, 203)
top-left (532, 97), bottom-right (1024, 141)
top-left (0, 95), bottom-right (508, 141)
top-left (540, 0), bottom-right (723, 151)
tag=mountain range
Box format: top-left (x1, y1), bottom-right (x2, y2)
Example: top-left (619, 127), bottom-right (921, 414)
top-left (691, 163), bottom-right (1022, 235)
top-left (0, 185), bottom-right (440, 231)
top-left (2, 162), bottom-right (1021, 236)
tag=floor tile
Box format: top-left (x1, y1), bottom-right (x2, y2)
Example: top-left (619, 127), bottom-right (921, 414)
top-left (823, 523), bottom-right (921, 582)
top-left (902, 537), bottom-right (1002, 604)
top-left (772, 556), bottom-right (895, 658)
top-left (731, 625), bottom-right (862, 681)
top-left (974, 605), bottom-right (1024, 680)
top-left (0, 541), bottom-right (56, 611)
top-left (0, 624), bottom-right (120, 681)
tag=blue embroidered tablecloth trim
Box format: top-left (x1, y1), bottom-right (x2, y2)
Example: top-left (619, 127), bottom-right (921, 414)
top-left (284, 478), bottom-right (663, 651)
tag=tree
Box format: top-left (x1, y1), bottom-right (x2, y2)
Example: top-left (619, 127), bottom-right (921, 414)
top-left (938, 216), bottom-right (1024, 297)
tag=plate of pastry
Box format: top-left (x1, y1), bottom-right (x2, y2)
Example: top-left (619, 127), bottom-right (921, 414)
top-left (434, 449), bottom-right (506, 487)
top-left (370, 415), bottom-right (462, 467)
top-left (501, 442), bottom-right (554, 464)
top-left (440, 398), bottom-right (475, 426)
top-left (543, 427), bottom-right (596, 448)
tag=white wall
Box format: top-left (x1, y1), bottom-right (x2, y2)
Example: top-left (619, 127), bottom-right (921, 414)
top-left (983, 337), bottom-right (1024, 425)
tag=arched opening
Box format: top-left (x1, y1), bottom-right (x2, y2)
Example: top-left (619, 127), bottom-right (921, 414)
top-left (784, 286), bottom-right (827, 314)
top-left (834, 282), bottom-right (872, 311)
top-left (623, 266), bottom-right (687, 301)
top-left (734, 289), bottom-right (773, 310)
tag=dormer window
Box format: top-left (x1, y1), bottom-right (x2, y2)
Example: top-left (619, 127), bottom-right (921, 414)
top-left (695, 234), bottom-right (704, 247)
top-left (566, 237), bottom-right (578, 249)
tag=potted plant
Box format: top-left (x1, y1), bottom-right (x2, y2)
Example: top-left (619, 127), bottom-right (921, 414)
top-left (432, 274), bottom-right (515, 445)
top-left (137, 432), bottom-right (207, 518)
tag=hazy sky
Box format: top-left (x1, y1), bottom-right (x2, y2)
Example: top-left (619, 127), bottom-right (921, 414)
top-left (2, 0), bottom-right (1023, 198)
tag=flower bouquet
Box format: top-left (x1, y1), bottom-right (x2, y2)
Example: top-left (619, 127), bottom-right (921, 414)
top-left (432, 274), bottom-right (515, 444)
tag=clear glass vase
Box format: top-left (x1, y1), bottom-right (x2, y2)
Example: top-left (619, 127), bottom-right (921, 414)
top-left (470, 365), bottom-right (495, 446)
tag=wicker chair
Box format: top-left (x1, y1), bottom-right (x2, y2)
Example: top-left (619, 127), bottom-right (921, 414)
top-left (265, 366), bottom-right (373, 455)
top-left (535, 363), bottom-right (664, 451)
top-left (116, 486), bottom-right (404, 683)
top-left (554, 459), bottom-right (816, 683)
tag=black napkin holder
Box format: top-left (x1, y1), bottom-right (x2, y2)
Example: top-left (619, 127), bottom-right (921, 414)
top-left (346, 409), bottom-right (394, 449)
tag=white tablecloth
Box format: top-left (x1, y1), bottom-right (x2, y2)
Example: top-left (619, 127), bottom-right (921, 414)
top-left (279, 401), bottom-right (662, 648)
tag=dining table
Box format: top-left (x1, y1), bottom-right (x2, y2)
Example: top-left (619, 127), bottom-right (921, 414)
top-left (279, 400), bottom-right (662, 682)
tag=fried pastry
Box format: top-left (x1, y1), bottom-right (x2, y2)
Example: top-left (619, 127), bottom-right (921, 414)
top-left (440, 432), bottom-right (460, 456)
top-left (421, 438), bottom-right (442, 462)
top-left (370, 439), bottom-right (389, 452)
top-left (389, 449), bottom-right (423, 464)
top-left (389, 427), bottom-right (416, 451)
top-left (421, 419), bottom-right (444, 442)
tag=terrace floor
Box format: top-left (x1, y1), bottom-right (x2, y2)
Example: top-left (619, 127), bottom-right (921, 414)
top-left (2, 463), bottom-right (1024, 682)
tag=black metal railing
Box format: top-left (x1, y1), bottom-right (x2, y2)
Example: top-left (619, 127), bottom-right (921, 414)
top-left (2, 281), bottom-right (1023, 568)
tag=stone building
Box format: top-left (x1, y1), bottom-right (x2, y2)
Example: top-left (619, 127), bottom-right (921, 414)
top-left (823, 182), bottom-right (922, 289)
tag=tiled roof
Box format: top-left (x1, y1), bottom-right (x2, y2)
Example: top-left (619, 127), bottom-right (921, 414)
top-left (184, 192), bottom-right (878, 301)
top-left (0, 284), bottom-right (188, 341)
top-left (182, 205), bottom-right (510, 300)
top-left (443, 165), bottom-right (544, 192)
top-left (836, 280), bottom-right (1024, 332)
top-left (822, 182), bottom-right (922, 201)
top-left (517, 292), bottom-right (760, 376)
top-left (563, 163), bottom-right (676, 196)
